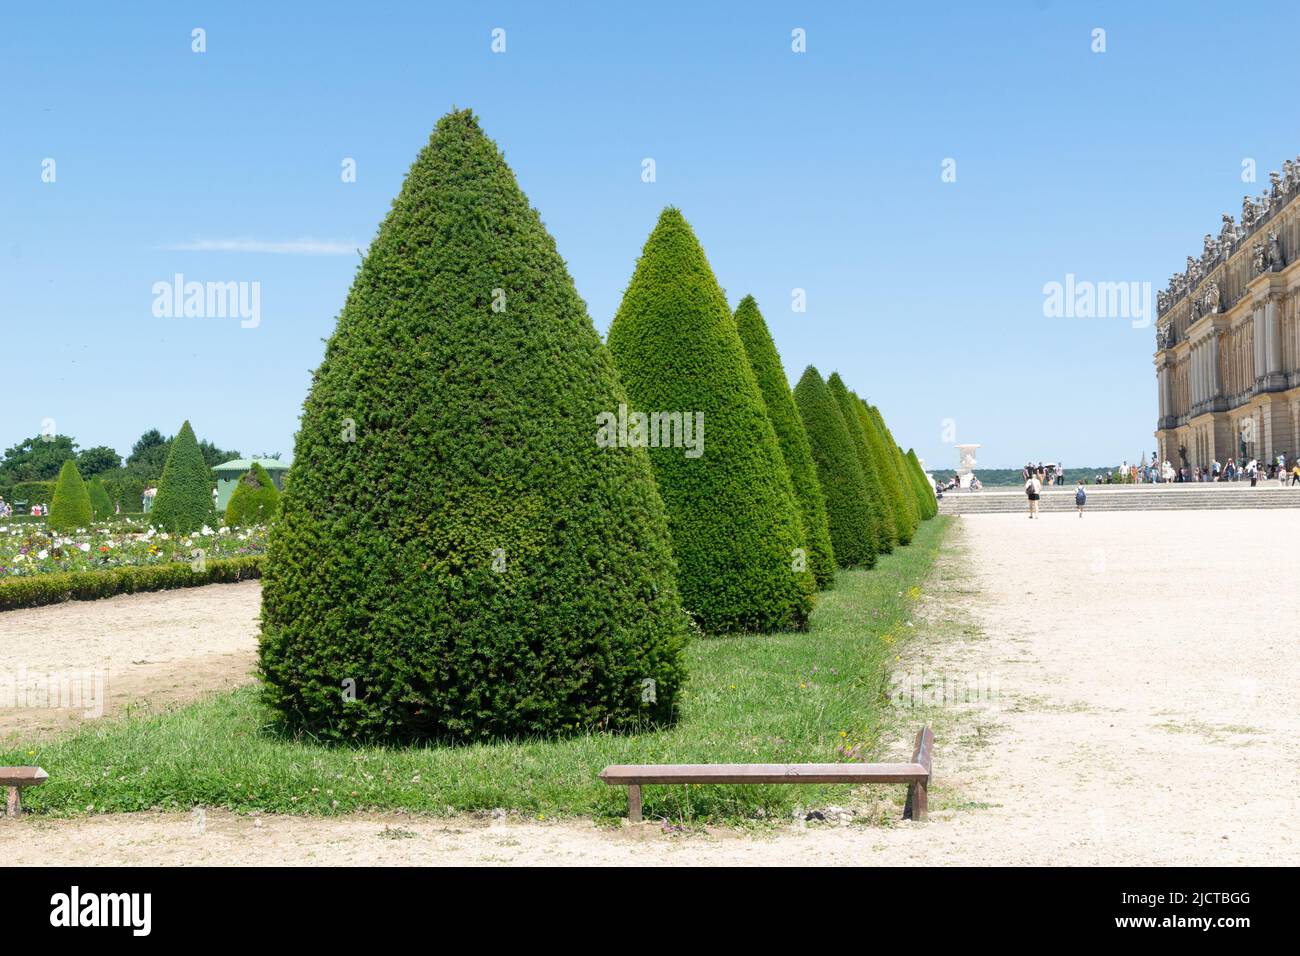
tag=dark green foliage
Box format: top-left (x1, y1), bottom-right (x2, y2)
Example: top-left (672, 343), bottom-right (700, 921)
top-left (0, 556), bottom-right (262, 612)
top-left (76, 446), bottom-right (122, 476)
top-left (225, 463), bottom-right (280, 527)
top-left (793, 367), bottom-right (877, 569)
top-left (734, 295), bottom-right (836, 590)
top-left (853, 398), bottom-right (917, 546)
top-left (867, 404), bottom-right (922, 533)
top-left (827, 373), bottom-right (893, 552)
top-left (9, 481), bottom-right (54, 506)
top-left (260, 109), bottom-right (688, 744)
top-left (48, 460), bottom-right (93, 532)
top-left (607, 211), bottom-right (814, 632)
top-left (907, 449), bottom-right (938, 518)
top-left (87, 477), bottom-right (114, 520)
top-left (151, 421), bottom-right (215, 533)
top-left (102, 471), bottom-right (146, 514)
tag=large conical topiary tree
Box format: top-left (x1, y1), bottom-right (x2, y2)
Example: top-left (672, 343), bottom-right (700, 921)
top-left (827, 373), bottom-right (893, 552)
top-left (48, 459), bottom-right (93, 532)
top-left (259, 110), bottom-right (688, 743)
top-left (867, 403), bottom-right (922, 533)
top-left (150, 421), bottom-right (215, 533)
top-left (853, 397), bottom-right (917, 546)
top-left (907, 448), bottom-right (938, 519)
top-left (734, 295), bottom-right (836, 590)
top-left (225, 462), bottom-right (281, 527)
top-left (794, 367), bottom-right (877, 569)
top-left (606, 210), bottom-right (814, 633)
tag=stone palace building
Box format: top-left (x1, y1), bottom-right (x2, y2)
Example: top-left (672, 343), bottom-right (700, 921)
top-left (1155, 160), bottom-right (1300, 469)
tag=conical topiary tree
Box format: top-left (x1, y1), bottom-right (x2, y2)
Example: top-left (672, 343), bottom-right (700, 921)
top-left (48, 460), bottom-right (93, 532)
top-left (794, 367), bottom-right (877, 569)
top-left (907, 448), bottom-right (938, 519)
top-left (259, 109), bottom-right (688, 743)
top-left (606, 210), bottom-right (814, 632)
top-left (734, 295), bottom-right (836, 590)
top-left (225, 462), bottom-right (281, 526)
top-left (853, 397), bottom-right (916, 546)
top-left (868, 403), bottom-right (922, 533)
top-left (150, 421), bottom-right (215, 533)
top-left (827, 373), bottom-right (893, 553)
top-left (87, 476), bottom-right (114, 520)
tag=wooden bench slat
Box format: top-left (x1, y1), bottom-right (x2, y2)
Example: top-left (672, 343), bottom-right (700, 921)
top-left (599, 762), bottom-right (928, 786)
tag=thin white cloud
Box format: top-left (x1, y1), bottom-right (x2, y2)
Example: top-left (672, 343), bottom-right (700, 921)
top-left (165, 238), bottom-right (362, 256)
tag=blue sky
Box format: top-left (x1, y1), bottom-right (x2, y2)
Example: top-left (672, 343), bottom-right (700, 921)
top-left (4, 2), bottom-right (1299, 469)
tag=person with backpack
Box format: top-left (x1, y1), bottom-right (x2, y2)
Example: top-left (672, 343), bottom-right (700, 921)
top-left (1025, 471), bottom-right (1042, 518)
top-left (1075, 479), bottom-right (1086, 517)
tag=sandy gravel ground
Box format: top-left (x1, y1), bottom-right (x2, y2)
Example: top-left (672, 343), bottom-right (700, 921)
top-left (3, 510), bottom-right (1299, 865)
top-left (0, 581), bottom-right (260, 742)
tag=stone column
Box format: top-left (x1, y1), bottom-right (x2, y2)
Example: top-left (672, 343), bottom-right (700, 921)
top-left (1253, 303), bottom-right (1267, 385)
top-left (1266, 295), bottom-right (1283, 379)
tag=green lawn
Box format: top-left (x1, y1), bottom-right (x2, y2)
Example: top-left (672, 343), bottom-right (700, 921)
top-left (6, 517), bottom-right (949, 822)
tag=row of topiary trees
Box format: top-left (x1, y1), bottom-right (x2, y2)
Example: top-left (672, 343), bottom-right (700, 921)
top-left (258, 110), bottom-right (937, 745)
top-left (41, 421), bottom-right (279, 533)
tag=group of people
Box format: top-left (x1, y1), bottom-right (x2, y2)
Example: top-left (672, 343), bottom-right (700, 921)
top-left (1021, 462), bottom-right (1064, 486)
top-left (1171, 453), bottom-right (1300, 487)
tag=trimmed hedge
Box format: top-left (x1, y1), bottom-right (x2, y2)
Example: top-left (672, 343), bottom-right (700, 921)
top-left (607, 210), bottom-right (814, 632)
top-left (48, 460), bottom-right (93, 532)
top-left (852, 397), bottom-right (916, 546)
top-left (88, 477), bottom-right (114, 520)
top-left (151, 421), bottom-right (215, 533)
top-left (225, 463), bottom-right (280, 527)
top-left (734, 295), bottom-right (836, 591)
top-left (827, 373), bottom-right (893, 552)
top-left (868, 403), bottom-right (922, 533)
top-left (793, 367), bottom-right (877, 569)
top-left (8, 481), bottom-right (54, 506)
top-left (907, 448), bottom-right (939, 519)
top-left (0, 556), bottom-right (263, 612)
top-left (260, 109), bottom-right (688, 744)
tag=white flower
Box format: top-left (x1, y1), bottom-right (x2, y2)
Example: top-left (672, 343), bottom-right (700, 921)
top-left (13, 554), bottom-right (24, 563)
top-left (79, 543), bottom-right (90, 552)
top-left (36, 549), bottom-right (48, 560)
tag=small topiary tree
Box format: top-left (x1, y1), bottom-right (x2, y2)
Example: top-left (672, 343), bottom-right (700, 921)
top-left (853, 397), bottom-right (916, 546)
top-left (151, 421), bottom-right (215, 533)
top-left (794, 367), bottom-right (877, 569)
top-left (87, 477), bottom-right (114, 520)
top-left (734, 295), bottom-right (836, 590)
top-left (48, 460), bottom-right (93, 532)
top-left (828, 373), bottom-right (893, 553)
top-left (225, 462), bottom-right (280, 526)
top-left (907, 448), bottom-right (938, 518)
top-left (260, 109), bottom-right (688, 743)
top-left (607, 210), bottom-right (814, 632)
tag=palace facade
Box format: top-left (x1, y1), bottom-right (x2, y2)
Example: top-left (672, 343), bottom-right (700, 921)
top-left (1154, 160), bottom-right (1300, 468)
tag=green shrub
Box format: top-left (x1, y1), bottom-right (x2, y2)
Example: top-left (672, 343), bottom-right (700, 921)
top-left (867, 404), bottom-right (922, 534)
top-left (259, 109), bottom-right (688, 744)
top-left (10, 481), bottom-right (54, 507)
top-left (793, 367), bottom-right (877, 569)
top-left (907, 449), bottom-right (938, 518)
top-left (102, 472), bottom-right (145, 513)
top-left (0, 556), bottom-right (262, 611)
top-left (607, 210), bottom-right (814, 632)
top-left (48, 460), bottom-right (93, 532)
top-left (734, 295), bottom-right (836, 590)
top-left (151, 421), bottom-right (215, 533)
top-left (852, 397), bottom-right (916, 546)
top-left (225, 463), bottom-right (280, 526)
top-left (87, 477), bottom-right (114, 520)
top-left (827, 373), bottom-right (893, 552)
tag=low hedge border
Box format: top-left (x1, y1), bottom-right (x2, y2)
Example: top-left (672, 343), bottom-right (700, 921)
top-left (0, 556), bottom-right (264, 612)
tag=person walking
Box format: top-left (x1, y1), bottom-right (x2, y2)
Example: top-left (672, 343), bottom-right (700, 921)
top-left (1292, 462), bottom-right (1300, 487)
top-left (1074, 479), bottom-right (1086, 517)
top-left (1025, 471), bottom-right (1042, 519)
top-left (1247, 459), bottom-right (1258, 488)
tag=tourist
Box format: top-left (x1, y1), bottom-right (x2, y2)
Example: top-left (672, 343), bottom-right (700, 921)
top-left (1292, 462), bottom-right (1300, 486)
top-left (0, 497), bottom-right (10, 519)
top-left (1278, 453), bottom-right (1288, 487)
top-left (1025, 470), bottom-right (1041, 519)
top-left (1246, 459), bottom-right (1258, 487)
top-left (1074, 480), bottom-right (1086, 518)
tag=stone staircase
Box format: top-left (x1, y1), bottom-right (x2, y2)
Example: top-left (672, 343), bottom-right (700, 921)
top-left (937, 481), bottom-right (1300, 514)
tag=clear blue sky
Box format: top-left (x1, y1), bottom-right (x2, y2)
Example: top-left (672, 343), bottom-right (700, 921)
top-left (4, 2), bottom-right (1299, 469)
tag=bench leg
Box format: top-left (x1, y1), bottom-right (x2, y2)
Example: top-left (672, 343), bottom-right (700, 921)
top-left (904, 780), bottom-right (927, 822)
top-left (6, 786), bottom-right (19, 818)
top-left (627, 784), bottom-right (642, 823)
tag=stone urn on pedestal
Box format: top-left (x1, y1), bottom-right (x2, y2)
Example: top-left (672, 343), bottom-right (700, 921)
top-left (955, 443), bottom-right (981, 489)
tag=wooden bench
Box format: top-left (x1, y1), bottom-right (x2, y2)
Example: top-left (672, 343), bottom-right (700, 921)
top-left (0, 767), bottom-right (48, 817)
top-left (600, 726), bottom-right (933, 822)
